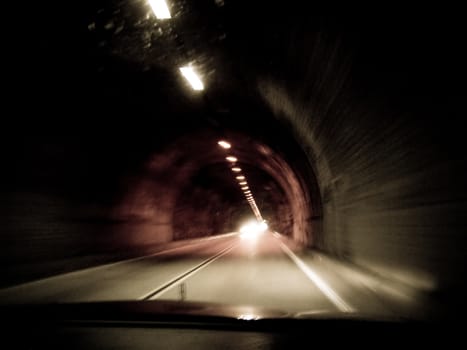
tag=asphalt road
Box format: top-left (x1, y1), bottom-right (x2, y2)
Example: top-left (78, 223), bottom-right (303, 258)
top-left (0, 231), bottom-right (397, 316)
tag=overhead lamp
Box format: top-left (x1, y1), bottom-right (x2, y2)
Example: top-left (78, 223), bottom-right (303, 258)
top-left (218, 140), bottom-right (231, 149)
top-left (149, 0), bottom-right (171, 19)
top-left (179, 66), bottom-right (204, 91)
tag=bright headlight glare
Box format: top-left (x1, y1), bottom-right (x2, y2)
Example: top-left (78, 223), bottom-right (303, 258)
top-left (239, 220), bottom-right (268, 240)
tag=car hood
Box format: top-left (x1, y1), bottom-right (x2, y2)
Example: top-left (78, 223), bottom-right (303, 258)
top-left (0, 299), bottom-right (401, 325)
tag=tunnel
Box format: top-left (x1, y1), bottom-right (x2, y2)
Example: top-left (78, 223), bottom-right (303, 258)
top-left (2, 1), bottom-right (466, 318)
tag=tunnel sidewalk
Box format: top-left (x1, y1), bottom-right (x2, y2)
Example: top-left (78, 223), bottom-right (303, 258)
top-left (274, 232), bottom-right (438, 320)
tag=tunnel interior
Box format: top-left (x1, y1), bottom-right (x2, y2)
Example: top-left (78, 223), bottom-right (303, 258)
top-left (2, 1), bottom-right (466, 315)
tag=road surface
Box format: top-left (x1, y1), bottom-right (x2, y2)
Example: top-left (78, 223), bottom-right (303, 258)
top-left (0, 231), bottom-right (400, 316)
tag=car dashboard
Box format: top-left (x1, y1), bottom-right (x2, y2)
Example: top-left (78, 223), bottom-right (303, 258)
top-left (1, 300), bottom-right (453, 349)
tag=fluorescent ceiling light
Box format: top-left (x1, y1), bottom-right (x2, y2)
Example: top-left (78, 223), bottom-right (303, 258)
top-left (179, 66), bottom-right (204, 91)
top-left (218, 140), bottom-right (231, 149)
top-left (226, 156), bottom-right (237, 162)
top-left (149, 0), bottom-right (171, 19)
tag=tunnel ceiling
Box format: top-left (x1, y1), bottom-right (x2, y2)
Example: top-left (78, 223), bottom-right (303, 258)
top-left (11, 2), bottom-right (461, 143)
top-left (4, 2), bottom-right (465, 241)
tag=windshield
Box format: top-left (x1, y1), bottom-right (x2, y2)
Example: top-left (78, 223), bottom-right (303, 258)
top-left (1, 1), bottom-right (465, 322)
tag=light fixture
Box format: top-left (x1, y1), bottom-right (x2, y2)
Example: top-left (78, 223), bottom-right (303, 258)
top-left (148, 0), bottom-right (171, 19)
top-left (179, 66), bottom-right (204, 91)
top-left (217, 140), bottom-right (231, 149)
top-left (239, 181), bottom-right (247, 185)
top-left (232, 167), bottom-right (241, 172)
top-left (241, 186), bottom-right (249, 190)
top-left (226, 156), bottom-right (237, 162)
top-left (236, 175), bottom-right (245, 180)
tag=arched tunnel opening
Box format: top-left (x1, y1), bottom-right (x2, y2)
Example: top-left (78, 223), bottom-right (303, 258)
top-left (1, 1), bottom-right (466, 321)
top-left (116, 127), bottom-right (319, 244)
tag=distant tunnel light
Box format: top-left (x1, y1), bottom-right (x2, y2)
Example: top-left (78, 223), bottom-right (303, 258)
top-left (241, 186), bottom-right (249, 190)
top-left (236, 175), bottom-right (245, 180)
top-left (232, 167), bottom-right (242, 172)
top-left (179, 66), bottom-right (204, 91)
top-left (218, 140), bottom-right (231, 149)
top-left (239, 181), bottom-right (247, 185)
top-left (240, 220), bottom-right (268, 240)
top-left (149, 0), bottom-right (172, 19)
top-left (226, 156), bottom-right (237, 162)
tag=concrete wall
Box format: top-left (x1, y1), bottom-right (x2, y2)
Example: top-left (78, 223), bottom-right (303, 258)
top-left (259, 77), bottom-right (466, 307)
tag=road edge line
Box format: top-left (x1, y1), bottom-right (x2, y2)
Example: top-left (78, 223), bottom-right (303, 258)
top-left (277, 239), bottom-right (354, 313)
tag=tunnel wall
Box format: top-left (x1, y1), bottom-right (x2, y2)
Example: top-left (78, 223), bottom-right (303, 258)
top-left (0, 139), bottom-right (237, 287)
top-left (258, 147), bottom-right (313, 245)
top-left (253, 12), bottom-right (467, 311)
top-left (260, 79), bottom-right (466, 305)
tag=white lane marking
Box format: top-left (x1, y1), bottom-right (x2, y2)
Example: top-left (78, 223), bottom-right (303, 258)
top-left (272, 231), bottom-right (282, 238)
top-left (277, 240), bottom-right (355, 313)
top-left (140, 243), bottom-right (238, 300)
top-left (0, 232), bottom-right (240, 291)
